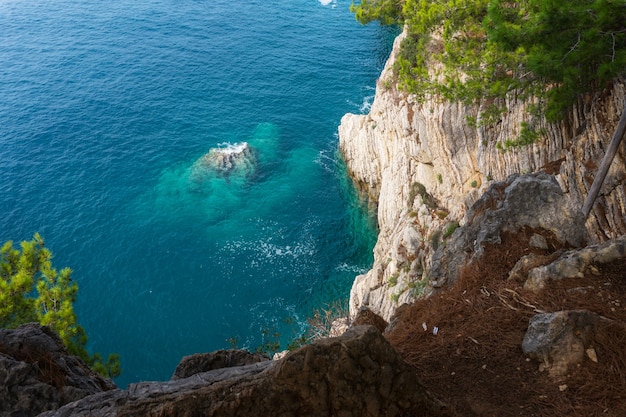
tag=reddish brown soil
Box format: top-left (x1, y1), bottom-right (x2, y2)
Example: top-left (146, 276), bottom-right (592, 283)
top-left (387, 229), bottom-right (626, 417)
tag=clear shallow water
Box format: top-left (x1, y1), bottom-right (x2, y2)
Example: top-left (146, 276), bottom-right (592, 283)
top-left (0, 0), bottom-right (396, 386)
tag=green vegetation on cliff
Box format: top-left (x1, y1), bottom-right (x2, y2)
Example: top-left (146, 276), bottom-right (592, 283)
top-left (0, 234), bottom-right (121, 378)
top-left (351, 0), bottom-right (626, 121)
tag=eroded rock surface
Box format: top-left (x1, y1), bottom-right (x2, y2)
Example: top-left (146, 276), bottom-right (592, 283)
top-left (522, 310), bottom-right (604, 377)
top-left (190, 142), bottom-right (256, 182)
top-left (171, 350), bottom-right (269, 380)
top-left (339, 27), bottom-right (626, 321)
top-left (40, 326), bottom-right (445, 417)
top-left (430, 173), bottom-right (587, 287)
top-left (0, 324), bottom-right (116, 417)
top-left (525, 235), bottom-right (626, 291)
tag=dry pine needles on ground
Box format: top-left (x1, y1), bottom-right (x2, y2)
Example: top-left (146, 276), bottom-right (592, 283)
top-left (386, 229), bottom-right (626, 417)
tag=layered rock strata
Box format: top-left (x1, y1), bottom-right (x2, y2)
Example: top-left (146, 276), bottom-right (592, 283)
top-left (339, 29), bottom-right (626, 321)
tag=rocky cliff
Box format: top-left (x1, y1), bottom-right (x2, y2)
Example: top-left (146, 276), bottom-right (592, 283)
top-left (339, 29), bottom-right (626, 322)
top-left (0, 324), bottom-right (446, 417)
top-left (0, 324), bottom-right (116, 416)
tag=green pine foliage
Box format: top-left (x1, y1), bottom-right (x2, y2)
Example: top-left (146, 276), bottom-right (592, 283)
top-left (350, 0), bottom-right (403, 25)
top-left (0, 234), bottom-right (121, 378)
top-left (352, 0), bottom-right (626, 122)
top-left (487, 0), bottom-right (626, 120)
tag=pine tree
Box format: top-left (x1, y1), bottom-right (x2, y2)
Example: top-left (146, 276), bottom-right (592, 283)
top-left (0, 234), bottom-right (121, 378)
top-left (351, 0), bottom-right (626, 122)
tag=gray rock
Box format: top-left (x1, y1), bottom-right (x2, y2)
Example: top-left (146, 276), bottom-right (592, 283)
top-left (525, 235), bottom-right (626, 291)
top-left (190, 142), bottom-right (256, 182)
top-left (507, 251), bottom-right (565, 283)
top-left (171, 350), bottom-right (269, 380)
top-left (522, 310), bottom-right (602, 377)
top-left (352, 306), bottom-right (388, 333)
top-left (40, 326), bottom-right (445, 417)
top-left (431, 173), bottom-right (587, 285)
top-left (529, 233), bottom-right (549, 250)
top-left (0, 324), bottom-right (115, 417)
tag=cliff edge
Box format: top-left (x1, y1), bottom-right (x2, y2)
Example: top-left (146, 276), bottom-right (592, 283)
top-left (339, 29), bottom-right (626, 322)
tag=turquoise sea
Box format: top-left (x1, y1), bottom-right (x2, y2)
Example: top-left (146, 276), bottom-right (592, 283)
top-left (0, 0), bottom-right (395, 386)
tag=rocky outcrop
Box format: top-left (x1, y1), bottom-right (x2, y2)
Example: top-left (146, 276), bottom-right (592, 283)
top-left (41, 326), bottom-right (446, 417)
top-left (171, 349), bottom-right (269, 380)
top-left (0, 324), bottom-right (116, 417)
top-left (522, 310), bottom-right (614, 378)
top-left (190, 142), bottom-right (256, 182)
top-left (429, 173), bottom-right (587, 287)
top-left (525, 235), bottom-right (626, 292)
top-left (339, 28), bottom-right (626, 321)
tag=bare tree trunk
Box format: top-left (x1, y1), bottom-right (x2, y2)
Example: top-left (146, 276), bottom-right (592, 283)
top-left (582, 101), bottom-right (626, 219)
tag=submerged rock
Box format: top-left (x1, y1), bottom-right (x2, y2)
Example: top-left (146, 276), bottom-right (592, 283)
top-left (40, 326), bottom-right (446, 417)
top-left (190, 142), bottom-right (256, 183)
top-left (0, 324), bottom-right (116, 417)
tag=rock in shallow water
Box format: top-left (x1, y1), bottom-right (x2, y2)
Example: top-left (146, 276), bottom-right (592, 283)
top-left (190, 142), bottom-right (256, 183)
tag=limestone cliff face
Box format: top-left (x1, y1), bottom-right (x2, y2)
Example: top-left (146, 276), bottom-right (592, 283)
top-left (339, 29), bottom-right (626, 322)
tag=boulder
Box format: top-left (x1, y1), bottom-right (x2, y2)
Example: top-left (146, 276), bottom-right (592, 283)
top-left (0, 324), bottom-right (116, 417)
top-left (190, 142), bottom-right (256, 182)
top-left (352, 306), bottom-right (388, 333)
top-left (171, 350), bottom-right (269, 380)
top-left (525, 235), bottom-right (626, 291)
top-left (522, 310), bottom-right (602, 377)
top-left (430, 173), bottom-right (587, 286)
top-left (41, 326), bottom-right (446, 417)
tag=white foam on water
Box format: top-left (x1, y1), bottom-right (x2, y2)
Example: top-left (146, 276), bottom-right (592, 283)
top-left (360, 94), bottom-right (375, 113)
top-left (313, 149), bottom-right (337, 174)
top-left (215, 141), bottom-right (249, 154)
top-left (318, 0), bottom-right (333, 5)
top-left (335, 262), bottom-right (370, 274)
top-left (346, 86), bottom-right (376, 114)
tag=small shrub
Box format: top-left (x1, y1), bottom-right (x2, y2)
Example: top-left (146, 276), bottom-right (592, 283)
top-left (408, 182), bottom-right (438, 210)
top-left (226, 337), bottom-right (239, 349)
top-left (306, 299), bottom-right (349, 342)
top-left (408, 278), bottom-right (428, 298)
top-left (388, 273), bottom-right (399, 287)
top-left (443, 221), bottom-right (460, 239)
top-left (255, 327), bottom-right (281, 356)
top-left (499, 122), bottom-right (545, 150)
top-left (287, 335), bottom-right (307, 351)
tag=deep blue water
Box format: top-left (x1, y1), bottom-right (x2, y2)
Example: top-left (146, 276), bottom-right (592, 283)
top-left (0, 0), bottom-right (395, 386)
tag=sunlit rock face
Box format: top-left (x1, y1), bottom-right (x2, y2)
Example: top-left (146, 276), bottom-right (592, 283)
top-left (339, 28), bottom-right (626, 322)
